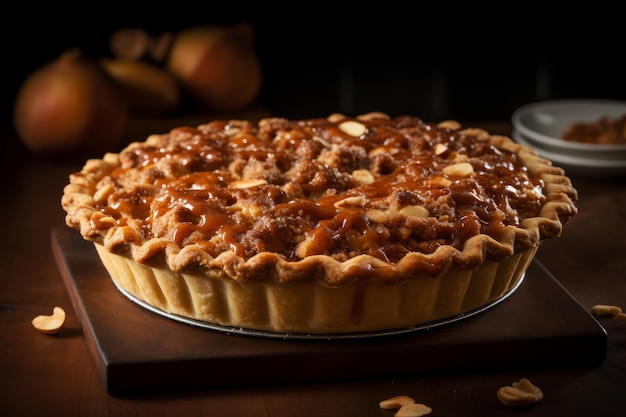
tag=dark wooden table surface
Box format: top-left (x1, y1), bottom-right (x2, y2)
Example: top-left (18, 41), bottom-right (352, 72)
top-left (1, 117), bottom-right (625, 416)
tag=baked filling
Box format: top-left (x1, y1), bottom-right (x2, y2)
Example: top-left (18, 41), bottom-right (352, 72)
top-left (561, 114), bottom-right (626, 145)
top-left (63, 112), bottom-right (577, 285)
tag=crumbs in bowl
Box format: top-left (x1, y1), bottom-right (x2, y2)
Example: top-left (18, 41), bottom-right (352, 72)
top-left (561, 114), bottom-right (626, 145)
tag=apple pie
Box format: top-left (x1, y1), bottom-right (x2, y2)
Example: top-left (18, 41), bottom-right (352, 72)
top-left (62, 112), bottom-right (578, 335)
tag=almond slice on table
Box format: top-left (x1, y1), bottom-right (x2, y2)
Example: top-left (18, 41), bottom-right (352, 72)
top-left (591, 304), bottom-right (622, 317)
top-left (31, 306), bottom-right (66, 334)
top-left (497, 378), bottom-right (543, 406)
top-left (379, 395), bottom-right (415, 409)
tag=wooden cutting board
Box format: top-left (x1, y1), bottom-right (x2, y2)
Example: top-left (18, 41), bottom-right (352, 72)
top-left (51, 227), bottom-right (607, 396)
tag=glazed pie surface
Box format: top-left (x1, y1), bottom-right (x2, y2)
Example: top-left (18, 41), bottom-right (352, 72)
top-left (62, 112), bottom-right (578, 334)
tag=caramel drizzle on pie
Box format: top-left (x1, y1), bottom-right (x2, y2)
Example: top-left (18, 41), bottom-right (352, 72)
top-left (79, 114), bottom-right (550, 266)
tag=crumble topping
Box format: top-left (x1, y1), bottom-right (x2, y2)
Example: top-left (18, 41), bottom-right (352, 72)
top-left (70, 113), bottom-right (550, 264)
top-left (561, 113), bottom-right (626, 145)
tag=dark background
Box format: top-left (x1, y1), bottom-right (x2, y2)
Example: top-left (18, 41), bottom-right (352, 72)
top-left (3, 5), bottom-right (625, 129)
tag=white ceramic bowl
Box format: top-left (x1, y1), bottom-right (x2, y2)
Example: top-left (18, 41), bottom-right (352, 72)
top-left (511, 99), bottom-right (626, 160)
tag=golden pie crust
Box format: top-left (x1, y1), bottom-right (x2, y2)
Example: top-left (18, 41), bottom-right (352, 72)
top-left (62, 112), bottom-right (578, 335)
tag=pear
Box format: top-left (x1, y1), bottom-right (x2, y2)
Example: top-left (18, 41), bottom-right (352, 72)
top-left (13, 49), bottom-right (129, 160)
top-left (165, 23), bottom-right (263, 113)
